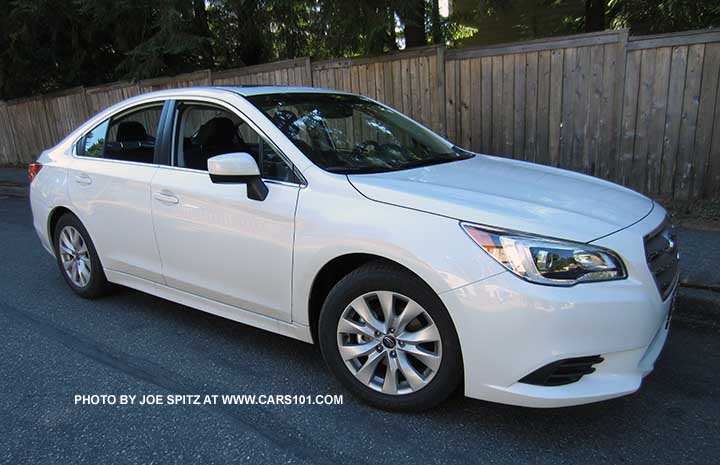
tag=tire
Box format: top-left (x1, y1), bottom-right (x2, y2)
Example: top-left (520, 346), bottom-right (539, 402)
top-left (318, 261), bottom-right (462, 412)
top-left (53, 213), bottom-right (111, 299)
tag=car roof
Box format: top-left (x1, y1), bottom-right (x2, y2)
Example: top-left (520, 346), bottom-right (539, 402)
top-left (221, 85), bottom-right (353, 96)
top-left (134, 86), bottom-right (355, 101)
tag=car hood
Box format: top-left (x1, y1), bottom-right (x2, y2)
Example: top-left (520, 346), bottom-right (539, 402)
top-left (347, 154), bottom-right (654, 243)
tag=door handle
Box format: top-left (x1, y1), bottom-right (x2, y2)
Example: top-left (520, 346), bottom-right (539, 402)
top-left (75, 174), bottom-right (92, 186)
top-left (153, 191), bottom-right (179, 205)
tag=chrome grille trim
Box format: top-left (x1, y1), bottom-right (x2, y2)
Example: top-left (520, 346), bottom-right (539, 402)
top-left (644, 217), bottom-right (679, 300)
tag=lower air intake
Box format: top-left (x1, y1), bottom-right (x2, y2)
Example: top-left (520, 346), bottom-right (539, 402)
top-left (519, 355), bottom-right (604, 386)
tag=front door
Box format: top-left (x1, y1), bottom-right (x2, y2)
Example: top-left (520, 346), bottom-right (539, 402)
top-left (151, 101), bottom-right (301, 322)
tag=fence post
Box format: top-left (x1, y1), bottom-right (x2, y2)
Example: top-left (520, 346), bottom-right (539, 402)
top-left (305, 56), bottom-right (314, 87)
top-left (435, 45), bottom-right (447, 137)
top-left (611, 29), bottom-right (629, 183)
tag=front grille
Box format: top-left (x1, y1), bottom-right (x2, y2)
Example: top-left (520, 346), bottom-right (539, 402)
top-left (519, 356), bottom-right (604, 386)
top-left (644, 218), bottom-right (679, 300)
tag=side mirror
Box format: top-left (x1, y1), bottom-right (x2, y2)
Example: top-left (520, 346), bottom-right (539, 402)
top-left (207, 152), bottom-right (268, 201)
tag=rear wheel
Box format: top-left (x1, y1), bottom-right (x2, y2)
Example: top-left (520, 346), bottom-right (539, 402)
top-left (318, 261), bottom-right (462, 411)
top-left (53, 213), bottom-right (110, 298)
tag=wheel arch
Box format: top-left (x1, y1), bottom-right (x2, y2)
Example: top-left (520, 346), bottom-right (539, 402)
top-left (47, 205), bottom-right (77, 252)
top-left (306, 253), bottom-right (436, 345)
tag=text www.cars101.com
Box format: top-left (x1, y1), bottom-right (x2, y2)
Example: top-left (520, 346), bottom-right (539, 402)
top-left (74, 394), bottom-right (344, 406)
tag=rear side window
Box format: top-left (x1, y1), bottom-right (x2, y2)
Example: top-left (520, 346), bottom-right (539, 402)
top-left (79, 119), bottom-right (110, 157)
top-left (76, 103), bottom-right (164, 164)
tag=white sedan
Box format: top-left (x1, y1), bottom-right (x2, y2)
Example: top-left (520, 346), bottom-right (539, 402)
top-left (29, 87), bottom-right (678, 411)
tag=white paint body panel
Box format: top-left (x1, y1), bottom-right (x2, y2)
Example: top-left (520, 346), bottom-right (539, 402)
top-left (67, 158), bottom-right (163, 282)
top-left (151, 166), bottom-right (299, 321)
top-left (29, 86), bottom-right (673, 408)
top-left (349, 154), bottom-right (654, 243)
top-left (207, 152), bottom-right (261, 176)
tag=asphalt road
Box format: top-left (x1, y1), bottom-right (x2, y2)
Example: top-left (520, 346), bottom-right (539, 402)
top-left (1, 196), bottom-right (718, 464)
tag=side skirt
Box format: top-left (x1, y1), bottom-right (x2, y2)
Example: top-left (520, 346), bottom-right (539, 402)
top-left (104, 269), bottom-right (313, 344)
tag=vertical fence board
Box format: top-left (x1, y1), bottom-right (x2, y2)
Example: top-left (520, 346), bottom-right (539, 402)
top-left (619, 50), bottom-right (642, 186)
top-left (501, 55), bottom-right (515, 155)
top-left (536, 50), bottom-right (551, 165)
top-left (491, 55), bottom-right (503, 154)
top-left (660, 46), bottom-right (689, 198)
top-left (586, 45), bottom-right (605, 176)
top-left (706, 85), bottom-right (720, 198)
top-left (445, 59), bottom-right (458, 143)
top-left (692, 43), bottom-right (720, 198)
top-left (364, 64), bottom-right (377, 99)
top-left (524, 52), bottom-right (538, 162)
top-left (460, 59), bottom-right (472, 148)
top-left (513, 54), bottom-right (526, 159)
top-left (674, 44), bottom-right (705, 200)
top-left (470, 59), bottom-right (483, 152)
top-left (645, 47), bottom-right (672, 195)
top-left (548, 49), bottom-right (564, 166)
top-left (480, 57), bottom-right (493, 153)
top-left (560, 47), bottom-right (577, 168)
top-left (419, 56), bottom-right (432, 129)
top-left (383, 61), bottom-right (394, 107)
top-left (632, 48), bottom-right (657, 192)
top-left (598, 42), bottom-right (619, 180)
top-left (573, 46), bottom-right (591, 173)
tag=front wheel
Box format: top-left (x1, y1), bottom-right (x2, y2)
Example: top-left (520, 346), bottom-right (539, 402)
top-left (318, 261), bottom-right (462, 411)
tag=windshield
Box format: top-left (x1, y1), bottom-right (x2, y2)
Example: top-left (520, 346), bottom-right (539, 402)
top-left (246, 93), bottom-right (473, 174)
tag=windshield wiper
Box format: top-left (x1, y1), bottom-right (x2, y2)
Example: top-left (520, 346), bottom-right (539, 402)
top-left (393, 153), bottom-right (468, 171)
top-left (324, 166), bottom-right (394, 174)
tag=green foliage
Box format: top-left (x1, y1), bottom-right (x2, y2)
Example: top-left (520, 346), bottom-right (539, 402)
top-left (0, 0), bottom-right (718, 100)
top-left (117, 1), bottom-right (210, 78)
top-left (609, 0), bottom-right (720, 34)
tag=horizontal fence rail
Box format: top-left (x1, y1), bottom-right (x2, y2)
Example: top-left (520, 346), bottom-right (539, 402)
top-left (1, 28), bottom-right (719, 202)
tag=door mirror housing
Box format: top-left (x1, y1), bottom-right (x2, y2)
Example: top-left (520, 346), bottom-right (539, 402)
top-left (207, 152), bottom-right (268, 201)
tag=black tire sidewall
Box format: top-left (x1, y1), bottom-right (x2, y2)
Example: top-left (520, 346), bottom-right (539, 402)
top-left (53, 213), bottom-right (109, 298)
top-left (319, 263), bottom-right (463, 411)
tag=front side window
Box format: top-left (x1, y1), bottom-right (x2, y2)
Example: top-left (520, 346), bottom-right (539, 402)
top-left (173, 103), bottom-right (297, 183)
top-left (247, 93), bottom-right (473, 174)
top-left (76, 103), bottom-right (163, 164)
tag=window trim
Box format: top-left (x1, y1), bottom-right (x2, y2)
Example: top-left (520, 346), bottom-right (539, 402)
top-left (71, 100), bottom-right (168, 167)
top-left (167, 97), bottom-right (307, 187)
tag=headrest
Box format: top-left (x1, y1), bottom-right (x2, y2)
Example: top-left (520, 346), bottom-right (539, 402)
top-left (199, 117), bottom-right (237, 145)
top-left (116, 121), bottom-right (148, 143)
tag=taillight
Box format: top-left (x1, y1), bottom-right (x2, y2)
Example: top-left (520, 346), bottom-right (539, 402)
top-left (28, 163), bottom-right (43, 183)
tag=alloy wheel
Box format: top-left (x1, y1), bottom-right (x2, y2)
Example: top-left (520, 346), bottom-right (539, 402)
top-left (58, 225), bottom-right (92, 288)
top-left (336, 291), bottom-right (443, 395)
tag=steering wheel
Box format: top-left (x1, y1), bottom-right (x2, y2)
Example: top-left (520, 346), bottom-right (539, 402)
top-left (352, 140), bottom-right (381, 157)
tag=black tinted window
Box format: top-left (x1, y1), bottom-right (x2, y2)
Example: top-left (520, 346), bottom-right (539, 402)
top-left (77, 104), bottom-right (163, 164)
top-left (247, 93), bottom-right (472, 174)
top-left (174, 103), bottom-right (297, 183)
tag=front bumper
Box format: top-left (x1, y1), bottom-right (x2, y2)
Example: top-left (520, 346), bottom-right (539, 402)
top-left (441, 204), bottom-right (674, 408)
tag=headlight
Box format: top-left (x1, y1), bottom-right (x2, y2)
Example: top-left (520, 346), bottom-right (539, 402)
top-left (461, 223), bottom-right (626, 286)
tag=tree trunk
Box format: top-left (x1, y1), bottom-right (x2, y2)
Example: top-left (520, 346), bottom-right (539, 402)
top-left (431, 0), bottom-right (442, 44)
top-left (400, 0), bottom-right (425, 48)
top-left (192, 0), bottom-right (213, 66)
top-left (585, 0), bottom-right (606, 32)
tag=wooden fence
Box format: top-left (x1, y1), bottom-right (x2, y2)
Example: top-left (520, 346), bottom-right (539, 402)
top-left (1, 29), bottom-right (719, 202)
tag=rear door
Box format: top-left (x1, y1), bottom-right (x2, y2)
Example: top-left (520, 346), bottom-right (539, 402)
top-left (151, 99), bottom-right (301, 322)
top-left (68, 101), bottom-right (169, 283)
